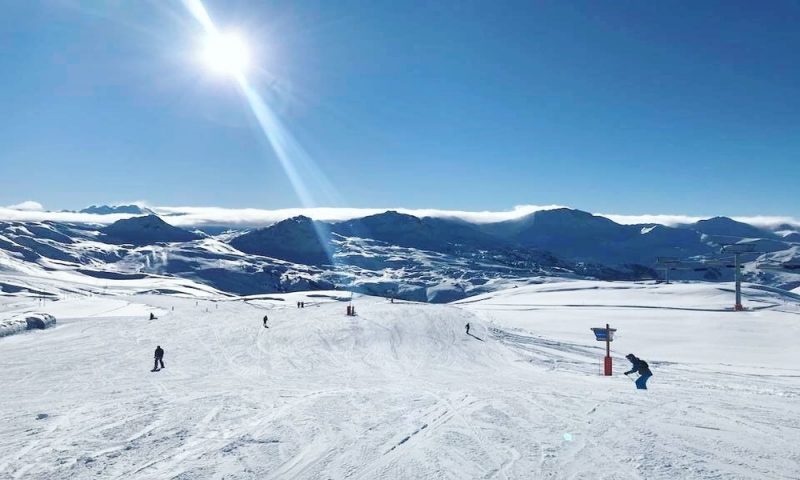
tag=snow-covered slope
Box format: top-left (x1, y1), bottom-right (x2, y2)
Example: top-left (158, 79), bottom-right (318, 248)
top-left (331, 210), bottom-right (506, 252)
top-left (0, 281), bottom-right (798, 478)
top-left (0, 219), bottom-right (582, 303)
top-left (230, 216), bottom-right (332, 265)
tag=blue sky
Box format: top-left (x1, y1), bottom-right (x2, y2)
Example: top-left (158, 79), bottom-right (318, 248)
top-left (0, 0), bottom-right (798, 216)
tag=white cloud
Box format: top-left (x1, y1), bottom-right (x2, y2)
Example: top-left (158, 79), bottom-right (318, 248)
top-left (150, 204), bottom-right (567, 227)
top-left (6, 201), bottom-right (44, 211)
top-left (0, 203), bottom-right (797, 230)
top-left (729, 216), bottom-right (800, 230)
top-left (597, 213), bottom-right (800, 229)
top-left (0, 208), bottom-right (132, 225)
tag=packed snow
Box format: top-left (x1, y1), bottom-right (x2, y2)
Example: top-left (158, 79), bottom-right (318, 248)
top-left (0, 281), bottom-right (798, 479)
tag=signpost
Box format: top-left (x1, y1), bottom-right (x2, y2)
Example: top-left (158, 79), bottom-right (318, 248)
top-left (591, 323), bottom-right (616, 376)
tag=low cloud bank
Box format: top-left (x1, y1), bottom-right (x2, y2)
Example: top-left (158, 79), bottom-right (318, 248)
top-left (602, 213), bottom-right (800, 229)
top-left (5, 201), bottom-right (44, 211)
top-left (0, 204), bottom-right (566, 227)
top-left (152, 204), bottom-right (568, 227)
top-left (0, 208), bottom-right (132, 225)
top-left (0, 203), bottom-right (798, 230)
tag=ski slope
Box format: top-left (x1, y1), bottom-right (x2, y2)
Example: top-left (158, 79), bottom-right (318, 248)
top-left (0, 282), bottom-right (799, 479)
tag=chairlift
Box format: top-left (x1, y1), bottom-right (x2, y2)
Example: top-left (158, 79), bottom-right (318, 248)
top-left (720, 243), bottom-right (757, 254)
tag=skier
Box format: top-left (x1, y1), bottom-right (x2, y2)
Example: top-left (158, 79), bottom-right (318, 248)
top-left (152, 345), bottom-right (165, 372)
top-left (624, 353), bottom-right (652, 390)
top-left (149, 312), bottom-right (156, 320)
top-left (465, 322), bottom-right (471, 335)
top-left (262, 314), bottom-right (269, 328)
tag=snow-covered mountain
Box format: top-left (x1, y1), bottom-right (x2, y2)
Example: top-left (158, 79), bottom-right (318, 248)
top-left (100, 214), bottom-right (203, 246)
top-left (230, 216), bottom-right (332, 266)
top-left (483, 208), bottom-right (714, 265)
top-left (331, 210), bottom-right (506, 253)
top-left (1, 207), bottom-right (798, 302)
top-left (78, 204), bottom-right (154, 215)
top-left (684, 216), bottom-right (776, 239)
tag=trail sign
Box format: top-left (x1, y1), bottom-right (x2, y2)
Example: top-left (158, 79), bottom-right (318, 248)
top-left (591, 324), bottom-right (616, 376)
top-left (591, 327), bottom-right (616, 341)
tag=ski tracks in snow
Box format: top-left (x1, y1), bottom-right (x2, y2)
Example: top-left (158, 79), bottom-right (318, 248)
top-left (1, 293), bottom-right (799, 479)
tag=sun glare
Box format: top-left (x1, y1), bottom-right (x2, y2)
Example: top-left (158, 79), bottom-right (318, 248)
top-left (201, 31), bottom-right (250, 76)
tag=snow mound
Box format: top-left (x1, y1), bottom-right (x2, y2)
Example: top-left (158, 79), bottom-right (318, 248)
top-left (0, 312), bottom-right (56, 337)
top-left (25, 313), bottom-right (56, 329)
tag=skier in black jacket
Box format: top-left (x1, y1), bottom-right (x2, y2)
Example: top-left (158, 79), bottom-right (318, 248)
top-left (624, 353), bottom-right (652, 389)
top-left (263, 315), bottom-right (269, 328)
top-left (153, 345), bottom-right (165, 371)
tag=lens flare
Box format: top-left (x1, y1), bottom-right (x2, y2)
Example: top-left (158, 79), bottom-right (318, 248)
top-left (201, 32), bottom-right (250, 75)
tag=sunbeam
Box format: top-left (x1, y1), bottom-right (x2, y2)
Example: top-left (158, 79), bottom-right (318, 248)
top-left (182, 0), bottom-right (342, 266)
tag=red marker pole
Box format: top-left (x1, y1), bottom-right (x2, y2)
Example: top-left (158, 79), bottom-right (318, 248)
top-left (604, 323), bottom-right (612, 376)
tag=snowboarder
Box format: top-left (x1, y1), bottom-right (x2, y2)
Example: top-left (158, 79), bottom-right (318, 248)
top-left (262, 315), bottom-right (269, 328)
top-left (465, 322), bottom-right (471, 335)
top-left (149, 312), bottom-right (156, 320)
top-left (152, 345), bottom-right (165, 372)
top-left (624, 353), bottom-right (652, 390)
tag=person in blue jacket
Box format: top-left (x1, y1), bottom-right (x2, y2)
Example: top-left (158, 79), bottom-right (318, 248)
top-left (624, 353), bottom-right (652, 390)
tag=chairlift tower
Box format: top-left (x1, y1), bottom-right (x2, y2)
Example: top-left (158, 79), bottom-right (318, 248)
top-left (656, 257), bottom-right (681, 284)
top-left (720, 244), bottom-right (756, 311)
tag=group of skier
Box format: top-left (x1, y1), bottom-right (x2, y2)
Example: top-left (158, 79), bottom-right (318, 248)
top-left (150, 304), bottom-right (653, 390)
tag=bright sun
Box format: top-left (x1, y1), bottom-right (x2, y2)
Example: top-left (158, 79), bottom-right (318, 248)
top-left (201, 31), bottom-right (250, 76)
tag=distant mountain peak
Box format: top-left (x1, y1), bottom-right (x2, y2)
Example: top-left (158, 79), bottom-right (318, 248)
top-left (688, 216), bottom-right (771, 239)
top-left (80, 204), bottom-right (154, 215)
top-left (356, 210), bottom-right (422, 223)
top-left (698, 216), bottom-right (737, 225)
top-left (100, 214), bottom-right (201, 245)
top-left (229, 215), bottom-right (332, 265)
top-left (287, 215), bottom-right (314, 224)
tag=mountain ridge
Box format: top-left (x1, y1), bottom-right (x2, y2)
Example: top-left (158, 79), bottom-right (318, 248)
top-left (1, 207), bottom-right (798, 301)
